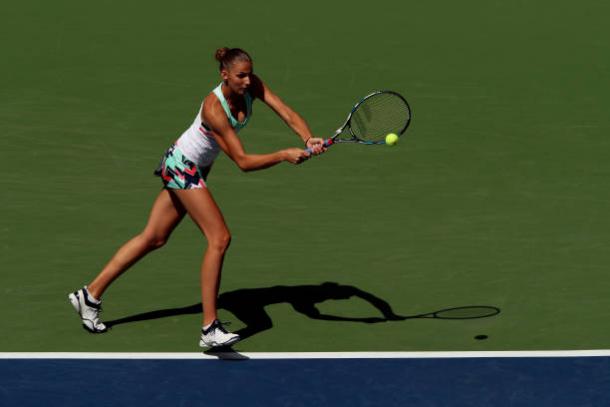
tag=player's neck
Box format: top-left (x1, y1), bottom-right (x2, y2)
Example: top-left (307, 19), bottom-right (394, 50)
top-left (220, 83), bottom-right (241, 105)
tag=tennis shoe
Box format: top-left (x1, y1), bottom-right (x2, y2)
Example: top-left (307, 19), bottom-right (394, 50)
top-left (68, 286), bottom-right (107, 333)
top-left (199, 320), bottom-right (240, 348)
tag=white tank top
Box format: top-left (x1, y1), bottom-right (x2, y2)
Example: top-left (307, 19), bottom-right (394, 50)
top-left (176, 84), bottom-right (252, 168)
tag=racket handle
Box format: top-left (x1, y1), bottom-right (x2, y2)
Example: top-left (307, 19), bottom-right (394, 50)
top-left (305, 138), bottom-right (334, 154)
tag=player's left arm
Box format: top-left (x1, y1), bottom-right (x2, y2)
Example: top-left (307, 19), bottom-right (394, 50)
top-left (250, 74), bottom-right (325, 154)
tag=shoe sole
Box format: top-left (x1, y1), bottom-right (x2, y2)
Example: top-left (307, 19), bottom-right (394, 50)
top-left (199, 336), bottom-right (241, 349)
top-left (67, 292), bottom-right (107, 334)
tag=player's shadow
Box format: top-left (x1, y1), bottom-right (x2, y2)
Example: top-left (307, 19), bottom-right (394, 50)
top-left (105, 282), bottom-right (399, 338)
top-left (104, 282), bottom-right (500, 340)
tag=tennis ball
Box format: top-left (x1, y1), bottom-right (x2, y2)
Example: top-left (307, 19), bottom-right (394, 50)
top-left (385, 133), bottom-right (399, 146)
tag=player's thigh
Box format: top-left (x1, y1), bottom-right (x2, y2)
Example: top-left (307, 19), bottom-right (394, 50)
top-left (171, 188), bottom-right (230, 240)
top-left (141, 189), bottom-right (187, 244)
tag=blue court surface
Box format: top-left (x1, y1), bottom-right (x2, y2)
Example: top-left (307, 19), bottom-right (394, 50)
top-left (2, 352), bottom-right (609, 406)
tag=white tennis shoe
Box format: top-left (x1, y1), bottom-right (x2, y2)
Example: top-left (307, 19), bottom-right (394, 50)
top-left (68, 286), bottom-right (107, 333)
top-left (199, 320), bottom-right (240, 348)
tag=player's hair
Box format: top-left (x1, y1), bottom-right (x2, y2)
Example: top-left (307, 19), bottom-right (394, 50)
top-left (215, 47), bottom-right (252, 71)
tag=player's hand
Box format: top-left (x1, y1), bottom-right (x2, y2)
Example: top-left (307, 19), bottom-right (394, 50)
top-left (282, 148), bottom-right (310, 164)
top-left (305, 137), bottom-right (327, 155)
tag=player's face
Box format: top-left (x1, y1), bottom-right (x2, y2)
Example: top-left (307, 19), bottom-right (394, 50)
top-left (222, 61), bottom-right (253, 95)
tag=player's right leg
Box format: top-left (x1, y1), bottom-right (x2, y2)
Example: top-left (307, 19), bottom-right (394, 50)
top-left (68, 189), bottom-right (186, 333)
top-left (171, 188), bottom-right (240, 348)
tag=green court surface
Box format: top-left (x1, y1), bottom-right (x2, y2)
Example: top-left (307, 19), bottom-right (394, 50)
top-left (1, 0), bottom-right (609, 352)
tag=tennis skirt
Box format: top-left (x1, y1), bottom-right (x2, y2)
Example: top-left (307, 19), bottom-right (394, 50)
top-left (153, 144), bottom-right (211, 189)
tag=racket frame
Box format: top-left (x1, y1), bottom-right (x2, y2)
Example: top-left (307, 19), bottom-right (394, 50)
top-left (328, 90), bottom-right (412, 146)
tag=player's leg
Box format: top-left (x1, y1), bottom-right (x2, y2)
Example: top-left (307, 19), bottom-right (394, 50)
top-left (68, 190), bottom-right (186, 332)
top-left (87, 189), bottom-right (187, 298)
top-left (171, 188), bottom-right (240, 347)
top-left (172, 188), bottom-right (230, 325)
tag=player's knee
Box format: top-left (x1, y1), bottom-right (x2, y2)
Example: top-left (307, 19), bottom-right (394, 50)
top-left (208, 231), bottom-right (231, 253)
top-left (140, 232), bottom-right (168, 250)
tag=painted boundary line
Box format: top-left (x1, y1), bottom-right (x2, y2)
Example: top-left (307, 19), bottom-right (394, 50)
top-left (1, 350), bottom-right (610, 359)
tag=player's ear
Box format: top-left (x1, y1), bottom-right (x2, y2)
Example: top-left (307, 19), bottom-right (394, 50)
top-left (220, 68), bottom-right (229, 82)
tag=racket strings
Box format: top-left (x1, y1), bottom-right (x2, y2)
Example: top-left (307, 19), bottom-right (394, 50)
top-left (350, 93), bottom-right (410, 142)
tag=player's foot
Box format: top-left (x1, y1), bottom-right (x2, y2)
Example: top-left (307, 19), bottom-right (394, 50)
top-left (68, 286), bottom-right (107, 333)
top-left (199, 320), bottom-right (240, 348)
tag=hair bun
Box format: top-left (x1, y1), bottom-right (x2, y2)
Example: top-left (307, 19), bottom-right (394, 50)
top-left (214, 47), bottom-right (252, 71)
top-left (215, 47), bottom-right (229, 62)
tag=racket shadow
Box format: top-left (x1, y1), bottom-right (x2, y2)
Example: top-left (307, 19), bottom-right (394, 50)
top-left (395, 305), bottom-right (501, 320)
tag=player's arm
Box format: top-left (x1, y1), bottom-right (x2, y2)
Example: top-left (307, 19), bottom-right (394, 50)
top-left (202, 98), bottom-right (308, 172)
top-left (250, 75), bottom-right (325, 154)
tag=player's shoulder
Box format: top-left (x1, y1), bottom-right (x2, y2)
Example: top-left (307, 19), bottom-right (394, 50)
top-left (202, 92), bottom-right (229, 127)
top-left (203, 90), bottom-right (223, 113)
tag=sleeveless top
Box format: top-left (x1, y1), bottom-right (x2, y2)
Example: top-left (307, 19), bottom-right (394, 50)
top-left (175, 83), bottom-right (253, 168)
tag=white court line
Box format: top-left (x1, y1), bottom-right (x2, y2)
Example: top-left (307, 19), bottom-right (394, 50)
top-left (1, 350), bottom-right (610, 360)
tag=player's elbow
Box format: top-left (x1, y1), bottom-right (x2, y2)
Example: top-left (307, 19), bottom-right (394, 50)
top-left (234, 155), bottom-right (253, 172)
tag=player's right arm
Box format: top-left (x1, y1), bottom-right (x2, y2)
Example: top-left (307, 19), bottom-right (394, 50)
top-left (202, 98), bottom-right (309, 172)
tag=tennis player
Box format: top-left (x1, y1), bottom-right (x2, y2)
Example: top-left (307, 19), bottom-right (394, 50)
top-left (68, 47), bottom-right (325, 348)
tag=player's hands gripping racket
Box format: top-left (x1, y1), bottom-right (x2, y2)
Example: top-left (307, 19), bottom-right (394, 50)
top-left (306, 90), bottom-right (412, 154)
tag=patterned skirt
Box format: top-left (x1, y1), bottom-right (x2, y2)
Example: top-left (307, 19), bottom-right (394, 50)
top-left (153, 144), bottom-right (211, 189)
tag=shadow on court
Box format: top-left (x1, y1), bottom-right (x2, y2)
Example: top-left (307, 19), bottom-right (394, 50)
top-left (105, 282), bottom-right (500, 340)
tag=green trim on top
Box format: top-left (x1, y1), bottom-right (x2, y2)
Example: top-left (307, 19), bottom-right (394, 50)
top-left (213, 83), bottom-right (252, 133)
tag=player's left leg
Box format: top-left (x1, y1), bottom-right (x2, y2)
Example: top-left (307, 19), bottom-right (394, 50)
top-left (68, 190), bottom-right (186, 333)
top-left (87, 189), bottom-right (187, 298)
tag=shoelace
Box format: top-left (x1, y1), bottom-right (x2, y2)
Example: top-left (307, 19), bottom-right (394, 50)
top-left (92, 306), bottom-right (103, 321)
top-left (217, 321), bottom-right (231, 334)
top-left (203, 320), bottom-right (232, 334)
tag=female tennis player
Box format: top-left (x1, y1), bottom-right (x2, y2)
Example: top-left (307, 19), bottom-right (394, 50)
top-left (68, 47), bottom-right (325, 348)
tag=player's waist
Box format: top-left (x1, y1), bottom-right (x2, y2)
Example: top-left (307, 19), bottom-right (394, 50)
top-left (176, 128), bottom-right (219, 166)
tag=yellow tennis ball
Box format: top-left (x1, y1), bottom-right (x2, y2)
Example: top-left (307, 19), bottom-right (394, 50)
top-left (385, 133), bottom-right (399, 146)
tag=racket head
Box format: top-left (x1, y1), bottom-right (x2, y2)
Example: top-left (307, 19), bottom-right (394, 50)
top-left (347, 91), bottom-right (412, 144)
top-left (430, 306), bottom-right (500, 320)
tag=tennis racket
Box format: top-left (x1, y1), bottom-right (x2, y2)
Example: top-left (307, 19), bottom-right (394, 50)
top-left (306, 90), bottom-right (412, 153)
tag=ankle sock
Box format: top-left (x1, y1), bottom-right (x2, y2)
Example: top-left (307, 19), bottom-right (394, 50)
top-left (84, 286), bottom-right (101, 304)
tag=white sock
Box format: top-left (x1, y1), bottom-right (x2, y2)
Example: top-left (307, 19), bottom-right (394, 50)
top-left (84, 286), bottom-right (101, 304)
top-left (203, 322), bottom-right (213, 331)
